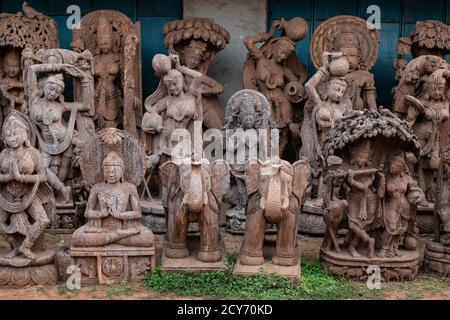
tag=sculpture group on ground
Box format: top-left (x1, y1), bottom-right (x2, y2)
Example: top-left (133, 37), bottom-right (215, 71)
top-left (0, 3), bottom-right (449, 287)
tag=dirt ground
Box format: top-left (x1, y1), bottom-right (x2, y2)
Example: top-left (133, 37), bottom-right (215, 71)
top-left (0, 231), bottom-right (448, 300)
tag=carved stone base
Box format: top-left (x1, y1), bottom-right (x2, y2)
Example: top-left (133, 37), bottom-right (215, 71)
top-left (225, 207), bottom-right (277, 235)
top-left (416, 204), bottom-right (439, 234)
top-left (299, 199), bottom-right (326, 235)
top-left (141, 199), bottom-right (199, 234)
top-left (0, 250), bottom-right (58, 287)
top-left (141, 199), bottom-right (166, 233)
top-left (234, 244), bottom-right (301, 282)
top-left (70, 245), bottom-right (156, 284)
top-left (424, 241), bottom-right (450, 276)
top-left (161, 237), bottom-right (226, 273)
top-left (47, 201), bottom-right (86, 234)
top-left (320, 247), bottom-right (420, 282)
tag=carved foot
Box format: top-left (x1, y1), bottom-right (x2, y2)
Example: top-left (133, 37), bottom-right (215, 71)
top-left (377, 248), bottom-right (386, 258)
top-left (18, 244), bottom-right (38, 260)
top-left (348, 245), bottom-right (361, 258)
top-left (166, 246), bottom-right (189, 259)
top-left (198, 249), bottom-right (222, 263)
top-left (272, 255), bottom-right (297, 266)
top-left (393, 248), bottom-right (403, 257)
top-left (59, 185), bottom-right (72, 204)
top-left (239, 253), bottom-right (264, 266)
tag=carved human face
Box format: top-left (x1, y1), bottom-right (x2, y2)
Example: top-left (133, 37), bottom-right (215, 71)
top-left (389, 158), bottom-right (404, 175)
top-left (4, 126), bottom-right (26, 149)
top-left (428, 82), bottom-right (446, 100)
top-left (340, 47), bottom-right (358, 71)
top-left (97, 35), bottom-right (113, 54)
top-left (3, 53), bottom-right (21, 78)
top-left (242, 114), bottom-right (256, 129)
top-left (352, 147), bottom-right (370, 167)
top-left (327, 80), bottom-right (347, 103)
top-left (275, 42), bottom-right (294, 63)
top-left (44, 80), bottom-right (64, 101)
top-left (183, 48), bottom-right (203, 69)
top-left (103, 164), bottom-right (123, 184)
top-left (163, 71), bottom-right (184, 96)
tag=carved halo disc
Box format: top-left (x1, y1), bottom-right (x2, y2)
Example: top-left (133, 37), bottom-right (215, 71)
top-left (310, 15), bottom-right (380, 71)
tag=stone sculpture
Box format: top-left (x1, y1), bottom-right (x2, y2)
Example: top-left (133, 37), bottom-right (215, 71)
top-left (223, 89), bottom-right (275, 234)
top-left (140, 53), bottom-right (204, 232)
top-left (72, 10), bottom-right (142, 137)
top-left (320, 110), bottom-right (425, 282)
top-left (0, 111), bottom-right (57, 287)
top-left (26, 48), bottom-right (94, 213)
top-left (310, 15), bottom-right (380, 112)
top-left (424, 137), bottom-right (450, 276)
top-left (301, 15), bottom-right (381, 236)
top-left (0, 2), bottom-right (59, 131)
top-left (234, 156), bottom-right (310, 281)
top-left (159, 154), bottom-right (229, 268)
top-left (243, 17), bottom-right (309, 159)
top-left (71, 128), bottom-right (155, 284)
top-left (163, 17), bottom-right (230, 129)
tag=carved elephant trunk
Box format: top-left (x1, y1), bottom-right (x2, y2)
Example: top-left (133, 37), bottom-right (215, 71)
top-left (265, 173), bottom-right (283, 224)
top-left (187, 166), bottom-right (204, 214)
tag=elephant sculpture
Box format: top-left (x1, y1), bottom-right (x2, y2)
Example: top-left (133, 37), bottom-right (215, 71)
top-left (239, 156), bottom-right (311, 266)
top-left (159, 155), bottom-right (230, 262)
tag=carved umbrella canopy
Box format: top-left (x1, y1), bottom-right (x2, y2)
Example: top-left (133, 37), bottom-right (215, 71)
top-left (72, 10), bottom-right (143, 138)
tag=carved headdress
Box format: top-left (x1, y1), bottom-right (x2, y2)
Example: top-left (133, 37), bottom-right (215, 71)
top-left (310, 16), bottom-right (380, 71)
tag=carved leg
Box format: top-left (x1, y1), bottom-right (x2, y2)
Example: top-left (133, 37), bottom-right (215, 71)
top-left (3, 234), bottom-right (21, 258)
top-left (240, 209), bottom-right (266, 266)
top-left (166, 202), bottom-right (189, 259)
top-left (348, 221), bottom-right (374, 258)
top-left (19, 201), bottom-right (49, 260)
top-left (197, 207), bottom-right (222, 262)
top-left (272, 210), bottom-right (298, 266)
top-left (57, 146), bottom-right (73, 185)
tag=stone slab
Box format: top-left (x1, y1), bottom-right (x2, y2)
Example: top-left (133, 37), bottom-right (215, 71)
top-left (161, 237), bottom-right (226, 273)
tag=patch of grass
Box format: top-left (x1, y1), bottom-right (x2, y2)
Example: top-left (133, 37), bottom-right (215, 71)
top-left (57, 285), bottom-right (80, 295)
top-left (142, 257), bottom-right (359, 300)
top-left (105, 281), bottom-right (135, 299)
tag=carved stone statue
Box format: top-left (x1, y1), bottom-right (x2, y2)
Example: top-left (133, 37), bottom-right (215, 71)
top-left (0, 112), bottom-right (57, 286)
top-left (394, 55), bottom-right (450, 208)
top-left (71, 128), bottom-right (155, 284)
top-left (320, 110), bottom-right (425, 282)
top-left (163, 17), bottom-right (230, 129)
top-left (243, 17), bottom-right (309, 159)
top-left (236, 156), bottom-right (310, 275)
top-left (159, 154), bottom-right (229, 265)
top-left (223, 89), bottom-right (275, 234)
top-left (26, 49), bottom-right (94, 208)
top-left (424, 137), bottom-right (450, 276)
top-left (72, 10), bottom-right (142, 137)
top-left (0, 2), bottom-right (59, 131)
top-left (140, 53), bottom-right (204, 232)
top-left (300, 51), bottom-right (356, 202)
top-left (310, 16), bottom-right (380, 112)
top-left (393, 20), bottom-right (450, 149)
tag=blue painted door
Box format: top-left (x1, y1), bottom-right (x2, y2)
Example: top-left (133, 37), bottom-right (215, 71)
top-left (0, 0), bottom-right (183, 98)
top-left (269, 0), bottom-right (450, 105)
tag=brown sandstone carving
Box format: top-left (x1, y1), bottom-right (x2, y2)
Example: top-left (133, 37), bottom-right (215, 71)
top-left (239, 156), bottom-right (310, 267)
top-left (0, 2), bottom-right (58, 131)
top-left (243, 17), bottom-right (309, 158)
top-left (159, 154), bottom-right (229, 262)
top-left (163, 17), bottom-right (229, 129)
top-left (223, 89), bottom-right (275, 234)
top-left (319, 109), bottom-right (425, 281)
top-left (71, 128), bottom-right (154, 284)
top-left (0, 111), bottom-right (57, 286)
top-left (26, 48), bottom-right (95, 210)
top-left (140, 53), bottom-right (204, 232)
top-left (72, 10), bottom-right (142, 137)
